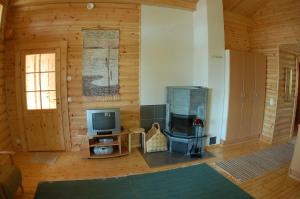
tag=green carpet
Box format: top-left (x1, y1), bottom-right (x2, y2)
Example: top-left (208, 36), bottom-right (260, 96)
top-left (34, 164), bottom-right (253, 199)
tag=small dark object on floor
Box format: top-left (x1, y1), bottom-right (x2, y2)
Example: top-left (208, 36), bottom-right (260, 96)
top-left (190, 145), bottom-right (202, 158)
top-left (190, 152), bottom-right (202, 158)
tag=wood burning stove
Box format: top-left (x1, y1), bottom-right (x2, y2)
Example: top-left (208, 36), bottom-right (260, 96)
top-left (165, 86), bottom-right (208, 155)
top-left (169, 113), bottom-right (196, 137)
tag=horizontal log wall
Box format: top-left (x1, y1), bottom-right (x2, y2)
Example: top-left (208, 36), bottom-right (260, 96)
top-left (5, 3), bottom-right (141, 150)
top-left (251, 0), bottom-right (300, 142)
top-left (0, 1), bottom-right (12, 165)
top-left (275, 48), bottom-right (297, 138)
top-left (224, 0), bottom-right (300, 142)
top-left (0, 42), bottom-right (11, 151)
top-left (0, 3), bottom-right (10, 151)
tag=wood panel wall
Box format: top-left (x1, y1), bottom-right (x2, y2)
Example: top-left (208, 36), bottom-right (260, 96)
top-left (5, 3), bottom-right (141, 150)
top-left (0, 2), bottom-right (12, 152)
top-left (224, 11), bottom-right (252, 51)
top-left (0, 43), bottom-right (11, 151)
top-left (274, 48), bottom-right (297, 138)
top-left (224, 0), bottom-right (300, 143)
top-left (251, 0), bottom-right (300, 142)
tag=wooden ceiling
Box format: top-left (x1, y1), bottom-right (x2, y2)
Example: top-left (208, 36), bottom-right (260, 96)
top-left (223, 0), bottom-right (269, 17)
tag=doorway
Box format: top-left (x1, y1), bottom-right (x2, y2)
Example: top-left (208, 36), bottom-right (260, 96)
top-left (277, 44), bottom-right (300, 140)
top-left (21, 49), bottom-right (65, 151)
top-left (293, 60), bottom-right (300, 136)
top-left (16, 42), bottom-right (70, 151)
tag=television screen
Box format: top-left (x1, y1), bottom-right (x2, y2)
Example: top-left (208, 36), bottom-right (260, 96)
top-left (92, 112), bottom-right (116, 130)
top-left (86, 108), bottom-right (120, 135)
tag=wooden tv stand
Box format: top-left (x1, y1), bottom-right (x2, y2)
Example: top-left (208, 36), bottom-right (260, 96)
top-left (81, 132), bottom-right (129, 159)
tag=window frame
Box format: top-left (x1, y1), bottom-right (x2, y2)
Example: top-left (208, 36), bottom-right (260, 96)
top-left (21, 49), bottom-right (59, 112)
top-left (0, 0), bottom-right (7, 41)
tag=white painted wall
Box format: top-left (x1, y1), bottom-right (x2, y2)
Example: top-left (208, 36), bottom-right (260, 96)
top-left (141, 1), bottom-right (225, 144)
top-left (221, 50), bottom-right (230, 140)
top-left (141, 5), bottom-right (194, 105)
top-left (193, 0), bottom-right (208, 87)
top-left (207, 0), bottom-right (226, 144)
top-left (193, 0), bottom-right (225, 144)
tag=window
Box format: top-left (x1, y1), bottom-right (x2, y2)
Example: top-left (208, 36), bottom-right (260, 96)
top-left (25, 53), bottom-right (57, 110)
top-left (0, 4), bottom-right (3, 27)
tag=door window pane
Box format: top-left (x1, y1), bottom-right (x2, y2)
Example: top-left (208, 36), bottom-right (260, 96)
top-left (41, 91), bottom-right (56, 109)
top-left (25, 53), bottom-right (56, 110)
top-left (41, 72), bottom-right (56, 90)
top-left (0, 5), bottom-right (3, 28)
top-left (26, 54), bottom-right (40, 73)
top-left (27, 92), bottom-right (41, 110)
top-left (26, 73), bottom-right (40, 92)
top-left (40, 54), bottom-right (56, 72)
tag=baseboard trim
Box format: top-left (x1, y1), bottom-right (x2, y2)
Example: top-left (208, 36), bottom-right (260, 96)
top-left (222, 135), bottom-right (260, 146)
top-left (289, 168), bottom-right (300, 182)
top-left (259, 134), bottom-right (273, 144)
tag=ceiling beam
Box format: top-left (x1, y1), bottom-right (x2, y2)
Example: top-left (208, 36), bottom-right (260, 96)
top-left (10, 0), bottom-right (198, 10)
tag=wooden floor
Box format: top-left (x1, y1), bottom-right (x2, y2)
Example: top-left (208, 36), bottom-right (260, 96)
top-left (14, 140), bottom-right (300, 199)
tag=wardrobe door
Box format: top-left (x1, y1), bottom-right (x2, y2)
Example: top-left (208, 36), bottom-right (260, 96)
top-left (239, 52), bottom-right (255, 139)
top-left (226, 50), bottom-right (245, 141)
top-left (251, 53), bottom-right (267, 137)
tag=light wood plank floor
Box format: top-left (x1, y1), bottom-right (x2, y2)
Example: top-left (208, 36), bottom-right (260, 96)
top-left (14, 140), bottom-right (300, 199)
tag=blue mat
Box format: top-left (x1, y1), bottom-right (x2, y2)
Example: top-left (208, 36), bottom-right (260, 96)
top-left (34, 163), bottom-right (253, 199)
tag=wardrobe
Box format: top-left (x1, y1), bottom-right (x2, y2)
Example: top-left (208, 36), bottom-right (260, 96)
top-left (222, 50), bottom-right (267, 144)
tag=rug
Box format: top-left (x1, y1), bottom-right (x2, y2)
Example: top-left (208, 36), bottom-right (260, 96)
top-left (31, 152), bottom-right (58, 165)
top-left (216, 143), bottom-right (294, 183)
top-left (140, 149), bottom-right (214, 168)
top-left (34, 164), bottom-right (253, 199)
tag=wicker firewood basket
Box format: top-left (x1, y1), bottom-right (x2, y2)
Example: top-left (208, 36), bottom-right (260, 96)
top-left (146, 123), bottom-right (168, 153)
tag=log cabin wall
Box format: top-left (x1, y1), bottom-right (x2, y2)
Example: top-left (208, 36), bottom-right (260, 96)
top-left (5, 3), bottom-right (141, 150)
top-left (275, 48), bottom-right (298, 139)
top-left (251, 0), bottom-right (300, 142)
top-left (0, 1), bottom-right (12, 152)
top-left (223, 0), bottom-right (300, 143)
top-left (224, 11), bottom-right (252, 51)
top-left (0, 44), bottom-right (11, 151)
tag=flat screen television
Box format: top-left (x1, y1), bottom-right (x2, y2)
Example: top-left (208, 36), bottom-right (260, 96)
top-left (86, 108), bottom-right (121, 136)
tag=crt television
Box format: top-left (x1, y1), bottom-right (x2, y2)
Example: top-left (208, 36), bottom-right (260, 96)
top-left (86, 108), bottom-right (121, 136)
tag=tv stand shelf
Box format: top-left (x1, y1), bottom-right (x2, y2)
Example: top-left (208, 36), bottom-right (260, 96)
top-left (89, 140), bottom-right (119, 147)
top-left (81, 132), bottom-right (129, 159)
top-left (89, 147), bottom-right (129, 159)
